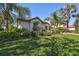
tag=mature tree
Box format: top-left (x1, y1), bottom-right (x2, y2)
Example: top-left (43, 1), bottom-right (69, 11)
top-left (51, 12), bottom-right (63, 33)
top-left (0, 3), bottom-right (31, 31)
top-left (15, 5), bottom-right (31, 27)
top-left (0, 3), bottom-right (17, 31)
top-left (51, 12), bottom-right (59, 27)
top-left (0, 13), bottom-right (4, 28)
top-left (59, 4), bottom-right (77, 30)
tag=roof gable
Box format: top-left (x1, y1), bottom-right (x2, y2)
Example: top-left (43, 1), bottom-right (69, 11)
top-left (17, 17), bottom-right (44, 23)
top-left (31, 17), bottom-right (44, 23)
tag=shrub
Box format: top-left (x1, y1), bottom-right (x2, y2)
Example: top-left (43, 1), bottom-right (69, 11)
top-left (69, 30), bottom-right (75, 33)
top-left (39, 30), bottom-right (52, 36)
top-left (0, 32), bottom-right (21, 42)
top-left (0, 28), bottom-right (32, 42)
top-left (63, 28), bottom-right (68, 32)
top-left (56, 27), bottom-right (63, 33)
top-left (45, 30), bottom-right (53, 36)
top-left (56, 27), bottom-right (67, 33)
top-left (39, 32), bottom-right (45, 36)
top-left (10, 26), bottom-right (27, 33)
top-left (21, 30), bottom-right (31, 38)
top-left (0, 28), bottom-right (4, 31)
top-left (31, 31), bottom-right (38, 37)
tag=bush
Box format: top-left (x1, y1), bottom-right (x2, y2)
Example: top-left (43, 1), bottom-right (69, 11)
top-left (10, 26), bottom-right (27, 33)
top-left (56, 27), bottom-right (63, 33)
top-left (0, 28), bottom-right (32, 42)
top-left (31, 31), bottom-right (38, 37)
top-left (0, 32), bottom-right (21, 42)
top-left (21, 30), bottom-right (31, 38)
top-left (39, 30), bottom-right (53, 36)
top-left (0, 28), bottom-right (4, 31)
top-left (56, 27), bottom-right (67, 33)
top-left (39, 32), bottom-right (45, 36)
top-left (69, 30), bottom-right (75, 33)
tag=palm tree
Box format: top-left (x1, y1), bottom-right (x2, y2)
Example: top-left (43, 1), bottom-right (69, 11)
top-left (51, 12), bottom-right (62, 33)
top-left (0, 3), bottom-right (31, 31)
top-left (0, 3), bottom-right (17, 31)
top-left (15, 5), bottom-right (31, 28)
top-left (51, 12), bottom-right (59, 28)
top-left (0, 13), bottom-right (4, 28)
top-left (16, 6), bottom-right (31, 18)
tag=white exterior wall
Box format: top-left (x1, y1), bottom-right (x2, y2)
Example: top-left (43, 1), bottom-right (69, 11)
top-left (30, 22), bottom-right (33, 31)
top-left (18, 18), bottom-right (46, 31)
top-left (68, 28), bottom-right (75, 31)
top-left (18, 22), bottom-right (33, 31)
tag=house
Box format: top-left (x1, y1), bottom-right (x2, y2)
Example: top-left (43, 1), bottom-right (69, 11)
top-left (68, 26), bottom-right (75, 31)
top-left (17, 17), bottom-right (50, 31)
top-left (51, 24), bottom-right (67, 30)
top-left (51, 23), bottom-right (75, 31)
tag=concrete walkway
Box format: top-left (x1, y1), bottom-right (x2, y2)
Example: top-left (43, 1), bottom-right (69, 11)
top-left (63, 33), bottom-right (79, 35)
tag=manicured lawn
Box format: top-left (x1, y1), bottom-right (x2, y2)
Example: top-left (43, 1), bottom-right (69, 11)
top-left (0, 34), bottom-right (79, 56)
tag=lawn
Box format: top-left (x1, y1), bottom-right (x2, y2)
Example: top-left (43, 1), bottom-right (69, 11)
top-left (0, 34), bottom-right (79, 56)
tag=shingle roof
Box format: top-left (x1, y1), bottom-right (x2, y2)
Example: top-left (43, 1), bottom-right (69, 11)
top-left (17, 17), bottom-right (44, 23)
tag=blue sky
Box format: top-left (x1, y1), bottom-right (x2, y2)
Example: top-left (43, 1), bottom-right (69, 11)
top-left (19, 3), bottom-right (78, 25)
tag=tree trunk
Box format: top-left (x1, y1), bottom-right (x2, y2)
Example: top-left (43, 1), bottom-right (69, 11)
top-left (75, 25), bottom-right (78, 32)
top-left (17, 19), bottom-right (18, 28)
top-left (6, 18), bottom-right (9, 31)
top-left (53, 22), bottom-right (56, 33)
top-left (67, 21), bottom-right (69, 32)
top-left (4, 11), bottom-right (9, 32)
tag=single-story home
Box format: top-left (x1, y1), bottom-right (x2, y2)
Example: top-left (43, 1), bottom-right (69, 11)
top-left (68, 26), bottom-right (75, 31)
top-left (17, 17), bottom-right (50, 31)
top-left (51, 24), bottom-right (75, 31)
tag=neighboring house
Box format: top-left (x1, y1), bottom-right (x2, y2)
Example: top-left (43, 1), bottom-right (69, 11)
top-left (68, 26), bottom-right (75, 31)
top-left (17, 17), bottom-right (50, 31)
top-left (51, 23), bottom-right (75, 31)
top-left (51, 24), bottom-right (67, 30)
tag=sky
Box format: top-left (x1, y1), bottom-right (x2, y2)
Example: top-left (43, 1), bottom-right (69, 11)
top-left (19, 3), bottom-right (78, 25)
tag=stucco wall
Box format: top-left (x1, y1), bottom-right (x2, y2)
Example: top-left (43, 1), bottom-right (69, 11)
top-left (68, 28), bottom-right (75, 31)
top-left (18, 21), bottom-right (33, 31)
top-left (18, 18), bottom-right (46, 31)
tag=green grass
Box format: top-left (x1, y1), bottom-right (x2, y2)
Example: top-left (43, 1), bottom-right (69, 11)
top-left (0, 34), bottom-right (79, 56)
